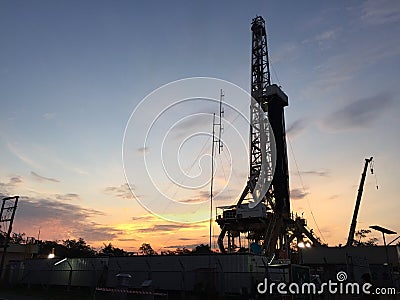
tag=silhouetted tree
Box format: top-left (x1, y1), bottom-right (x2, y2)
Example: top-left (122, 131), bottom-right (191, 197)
top-left (160, 250), bottom-right (176, 255)
top-left (192, 244), bottom-right (212, 254)
top-left (10, 232), bottom-right (26, 244)
top-left (354, 229), bottom-right (378, 246)
top-left (175, 247), bottom-right (191, 255)
top-left (139, 243), bottom-right (157, 255)
top-left (0, 231), bottom-right (27, 244)
top-left (99, 243), bottom-right (126, 256)
top-left (39, 238), bottom-right (95, 257)
top-left (63, 238), bottom-right (96, 257)
top-left (38, 240), bottom-right (67, 257)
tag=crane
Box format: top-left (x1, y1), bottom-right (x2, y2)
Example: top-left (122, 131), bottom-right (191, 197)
top-left (346, 157), bottom-right (374, 247)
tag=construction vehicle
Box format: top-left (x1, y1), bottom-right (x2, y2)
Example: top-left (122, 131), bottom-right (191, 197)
top-left (346, 157), bottom-right (374, 247)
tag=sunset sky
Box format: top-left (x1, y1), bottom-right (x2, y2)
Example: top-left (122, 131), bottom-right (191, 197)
top-left (1, 1), bottom-right (399, 252)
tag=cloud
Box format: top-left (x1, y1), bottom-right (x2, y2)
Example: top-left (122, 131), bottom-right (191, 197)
top-left (55, 193), bottom-right (80, 201)
top-left (177, 189), bottom-right (234, 204)
top-left (290, 188), bottom-right (308, 200)
top-left (175, 117), bottom-right (209, 131)
top-left (131, 215), bottom-right (155, 221)
top-left (197, 190), bottom-right (210, 198)
top-left (286, 119), bottom-right (308, 139)
top-left (7, 142), bottom-right (41, 169)
top-left (15, 196), bottom-right (118, 242)
top-left (314, 30), bottom-right (336, 42)
top-left (300, 170), bottom-right (330, 177)
top-left (302, 29), bottom-right (338, 47)
top-left (177, 190), bottom-right (209, 204)
top-left (329, 194), bottom-right (339, 200)
top-left (43, 112), bottom-right (55, 120)
top-left (118, 238), bottom-right (137, 242)
top-left (77, 226), bottom-right (118, 242)
top-left (137, 223), bottom-right (203, 233)
top-left (31, 171), bottom-right (60, 183)
top-left (0, 176), bottom-right (23, 194)
top-left (178, 237), bottom-right (194, 241)
top-left (137, 146), bottom-right (150, 153)
top-left (164, 243), bottom-right (202, 249)
top-left (360, 0), bottom-right (400, 25)
top-left (170, 114), bottom-right (212, 140)
top-left (270, 43), bottom-right (298, 64)
top-left (104, 183), bottom-right (134, 200)
top-left (322, 94), bottom-right (394, 131)
top-left (178, 198), bottom-right (205, 204)
top-left (9, 176), bottom-right (23, 185)
top-left (17, 197), bottom-right (104, 219)
top-left (309, 30), bottom-right (400, 93)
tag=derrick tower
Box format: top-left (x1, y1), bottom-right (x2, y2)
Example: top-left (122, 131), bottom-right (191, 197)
top-left (216, 16), bottom-right (320, 258)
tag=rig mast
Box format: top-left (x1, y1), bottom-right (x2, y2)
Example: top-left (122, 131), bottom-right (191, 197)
top-left (216, 16), bottom-right (320, 258)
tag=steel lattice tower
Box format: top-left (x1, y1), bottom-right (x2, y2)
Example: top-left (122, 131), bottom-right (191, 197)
top-left (217, 16), bottom-right (291, 256)
top-left (0, 196), bottom-right (19, 277)
top-left (216, 16), bottom-right (322, 257)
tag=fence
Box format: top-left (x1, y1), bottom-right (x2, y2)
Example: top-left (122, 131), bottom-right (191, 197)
top-left (10, 254), bottom-right (289, 296)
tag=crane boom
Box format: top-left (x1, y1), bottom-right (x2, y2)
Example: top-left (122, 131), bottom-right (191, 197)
top-left (346, 157), bottom-right (373, 247)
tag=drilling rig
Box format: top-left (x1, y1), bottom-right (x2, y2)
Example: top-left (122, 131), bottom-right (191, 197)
top-left (216, 16), bottom-right (320, 258)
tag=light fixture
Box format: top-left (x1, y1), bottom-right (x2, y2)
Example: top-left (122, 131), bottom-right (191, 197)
top-left (48, 247), bottom-right (55, 259)
top-left (305, 242), bottom-right (311, 248)
top-left (298, 241), bottom-right (305, 248)
top-left (54, 257), bottom-right (67, 266)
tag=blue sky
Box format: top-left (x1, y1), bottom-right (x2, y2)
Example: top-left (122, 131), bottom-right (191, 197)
top-left (1, 1), bottom-right (399, 251)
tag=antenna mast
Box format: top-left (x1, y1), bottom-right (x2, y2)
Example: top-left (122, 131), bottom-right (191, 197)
top-left (210, 91), bottom-right (224, 250)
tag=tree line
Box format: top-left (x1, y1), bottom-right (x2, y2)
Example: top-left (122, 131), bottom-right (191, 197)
top-left (3, 228), bottom-right (399, 258)
top-left (38, 240), bottom-right (212, 257)
top-left (1, 231), bottom-right (213, 257)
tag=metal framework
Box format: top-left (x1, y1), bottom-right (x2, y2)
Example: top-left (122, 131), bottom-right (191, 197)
top-left (216, 16), bottom-right (320, 258)
top-left (248, 15), bottom-right (273, 196)
top-left (0, 195), bottom-right (19, 278)
top-left (346, 157), bottom-right (374, 247)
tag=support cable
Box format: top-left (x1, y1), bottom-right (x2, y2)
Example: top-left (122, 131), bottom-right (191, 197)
top-left (287, 137), bottom-right (327, 244)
